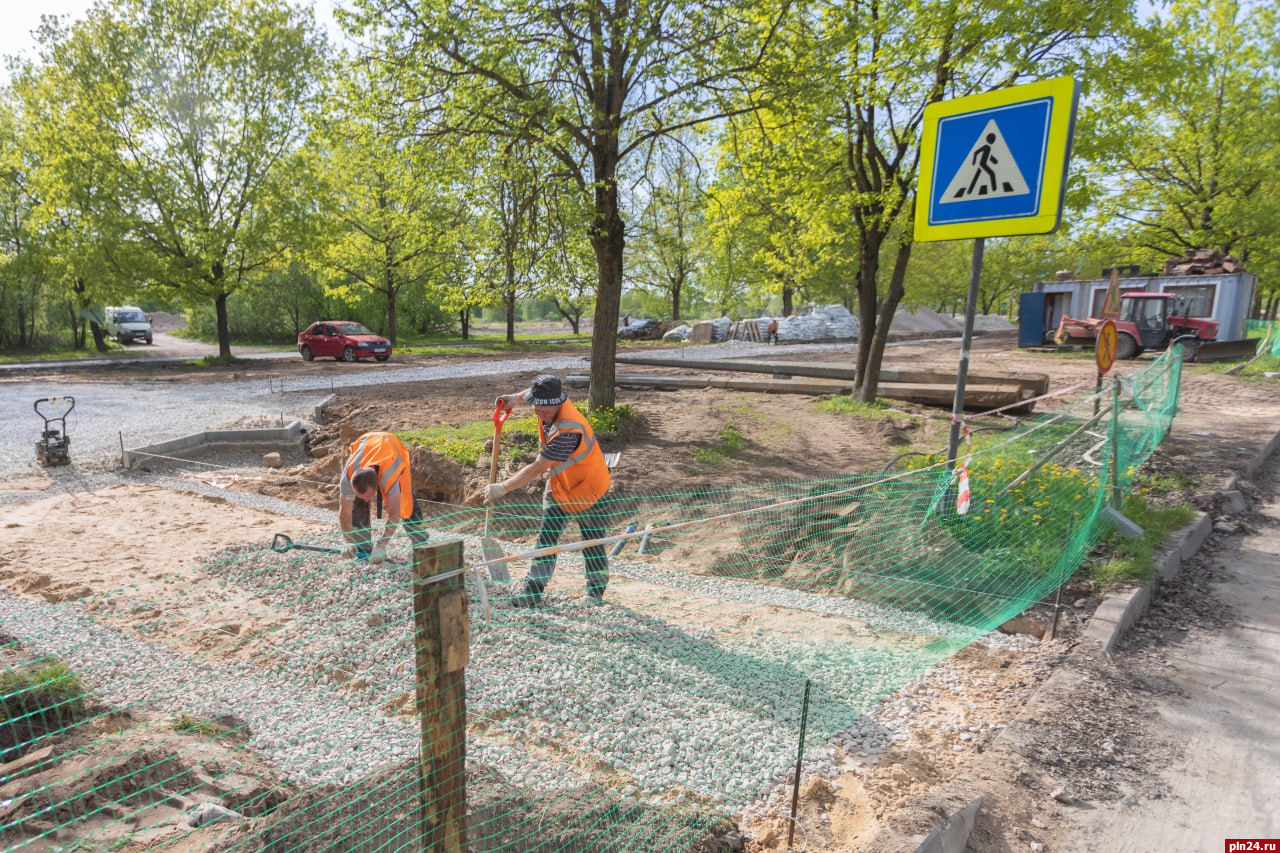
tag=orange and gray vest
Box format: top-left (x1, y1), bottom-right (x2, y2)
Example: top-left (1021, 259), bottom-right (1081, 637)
top-left (540, 399), bottom-right (610, 513)
top-left (345, 432), bottom-right (414, 519)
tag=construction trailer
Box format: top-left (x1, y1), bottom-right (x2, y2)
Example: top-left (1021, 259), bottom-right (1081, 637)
top-left (1019, 268), bottom-right (1256, 347)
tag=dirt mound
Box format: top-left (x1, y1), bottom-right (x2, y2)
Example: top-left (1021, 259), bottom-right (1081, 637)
top-left (147, 311), bottom-right (186, 333)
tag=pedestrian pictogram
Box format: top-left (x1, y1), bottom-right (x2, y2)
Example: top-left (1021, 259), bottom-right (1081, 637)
top-left (915, 77), bottom-right (1078, 242)
top-left (940, 120), bottom-right (1031, 202)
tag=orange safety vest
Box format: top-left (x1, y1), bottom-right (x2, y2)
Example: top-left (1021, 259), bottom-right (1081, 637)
top-left (345, 432), bottom-right (414, 519)
top-left (539, 400), bottom-right (610, 513)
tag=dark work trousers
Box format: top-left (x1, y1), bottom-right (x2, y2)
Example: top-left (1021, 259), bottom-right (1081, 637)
top-left (522, 490), bottom-right (609, 603)
top-left (351, 495), bottom-right (429, 553)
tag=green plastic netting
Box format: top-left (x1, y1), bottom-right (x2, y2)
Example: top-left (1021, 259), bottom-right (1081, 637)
top-left (1, 348), bottom-right (1185, 852)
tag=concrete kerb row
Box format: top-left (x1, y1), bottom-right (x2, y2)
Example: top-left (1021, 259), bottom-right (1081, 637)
top-left (1083, 424), bottom-right (1280, 656)
top-left (122, 420), bottom-right (309, 470)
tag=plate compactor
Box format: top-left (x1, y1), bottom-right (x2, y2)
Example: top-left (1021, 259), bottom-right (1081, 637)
top-left (34, 396), bottom-right (75, 467)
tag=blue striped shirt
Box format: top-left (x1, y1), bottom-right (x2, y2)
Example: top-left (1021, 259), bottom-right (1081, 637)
top-left (540, 425), bottom-right (582, 463)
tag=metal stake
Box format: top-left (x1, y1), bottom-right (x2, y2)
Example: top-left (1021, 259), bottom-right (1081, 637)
top-left (787, 680), bottom-right (812, 848)
top-left (947, 237), bottom-right (985, 468)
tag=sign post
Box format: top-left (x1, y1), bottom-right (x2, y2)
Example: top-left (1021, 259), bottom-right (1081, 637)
top-left (914, 77), bottom-right (1079, 467)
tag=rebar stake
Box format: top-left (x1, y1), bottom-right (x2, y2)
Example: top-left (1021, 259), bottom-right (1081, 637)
top-left (788, 680), bottom-right (812, 848)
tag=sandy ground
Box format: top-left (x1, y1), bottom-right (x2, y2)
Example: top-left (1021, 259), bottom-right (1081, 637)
top-left (1056, 459), bottom-right (1280, 850)
top-left (2, 332), bottom-right (1278, 851)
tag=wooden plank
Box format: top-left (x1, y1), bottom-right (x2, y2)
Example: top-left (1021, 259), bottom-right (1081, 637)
top-left (614, 355), bottom-right (1048, 396)
top-left (566, 373), bottom-right (1030, 411)
top-left (413, 539), bottom-right (467, 853)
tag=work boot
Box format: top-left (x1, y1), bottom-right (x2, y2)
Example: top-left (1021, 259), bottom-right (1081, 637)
top-left (511, 592), bottom-right (542, 609)
top-left (578, 593), bottom-right (603, 607)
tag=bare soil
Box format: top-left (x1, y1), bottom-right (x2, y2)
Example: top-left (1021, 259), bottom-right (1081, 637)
top-left (2, 332), bottom-right (1277, 851)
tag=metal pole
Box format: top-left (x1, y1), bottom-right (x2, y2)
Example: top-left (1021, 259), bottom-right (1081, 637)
top-left (947, 237), bottom-right (985, 469)
top-left (787, 680), bottom-right (812, 848)
top-left (1110, 377), bottom-right (1122, 508)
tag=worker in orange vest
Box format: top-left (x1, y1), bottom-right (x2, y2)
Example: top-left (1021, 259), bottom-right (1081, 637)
top-left (486, 374), bottom-right (612, 607)
top-left (339, 431), bottom-right (430, 562)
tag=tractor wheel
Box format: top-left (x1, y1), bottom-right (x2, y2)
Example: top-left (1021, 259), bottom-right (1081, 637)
top-left (1177, 338), bottom-right (1201, 362)
top-left (342, 346), bottom-right (357, 363)
top-left (300, 345), bottom-right (313, 362)
top-left (1116, 333), bottom-right (1140, 360)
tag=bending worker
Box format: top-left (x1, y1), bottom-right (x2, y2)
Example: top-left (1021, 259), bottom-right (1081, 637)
top-left (339, 430), bottom-right (430, 562)
top-left (486, 374), bottom-right (611, 606)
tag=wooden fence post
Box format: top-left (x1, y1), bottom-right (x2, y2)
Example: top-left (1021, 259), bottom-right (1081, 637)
top-left (413, 539), bottom-right (469, 852)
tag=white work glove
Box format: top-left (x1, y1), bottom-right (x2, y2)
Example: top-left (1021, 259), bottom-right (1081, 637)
top-left (370, 540), bottom-right (388, 564)
top-left (484, 483), bottom-right (507, 505)
top-left (340, 545), bottom-right (358, 559)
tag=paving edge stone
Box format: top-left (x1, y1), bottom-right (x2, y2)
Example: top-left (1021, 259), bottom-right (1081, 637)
top-left (1082, 425), bottom-right (1280, 656)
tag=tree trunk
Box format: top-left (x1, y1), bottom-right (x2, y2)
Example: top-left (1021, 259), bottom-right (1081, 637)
top-left (214, 290), bottom-right (232, 359)
top-left (1264, 291), bottom-right (1278, 321)
top-left (505, 289), bottom-right (516, 345)
top-left (17, 304), bottom-right (29, 348)
top-left (90, 321), bottom-right (109, 352)
top-left (782, 286), bottom-right (794, 317)
top-left (671, 275), bottom-right (682, 323)
top-left (587, 132), bottom-right (624, 412)
top-left (384, 261), bottom-right (399, 344)
top-left (852, 231), bottom-right (884, 391)
top-left (459, 308), bottom-right (470, 340)
top-left (858, 241), bottom-right (912, 403)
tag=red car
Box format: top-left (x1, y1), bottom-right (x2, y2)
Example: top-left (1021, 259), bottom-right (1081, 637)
top-left (298, 321), bottom-right (392, 362)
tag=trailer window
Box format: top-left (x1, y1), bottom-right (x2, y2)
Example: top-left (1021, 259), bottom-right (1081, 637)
top-left (1163, 284), bottom-right (1215, 317)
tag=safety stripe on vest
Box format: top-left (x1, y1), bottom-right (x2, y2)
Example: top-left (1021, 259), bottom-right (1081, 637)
top-left (347, 435), bottom-right (372, 481)
top-left (546, 419), bottom-right (596, 478)
top-left (380, 455), bottom-right (404, 491)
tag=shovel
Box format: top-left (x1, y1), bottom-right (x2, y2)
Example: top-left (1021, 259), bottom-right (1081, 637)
top-left (270, 533), bottom-right (342, 555)
top-left (481, 401), bottom-right (514, 582)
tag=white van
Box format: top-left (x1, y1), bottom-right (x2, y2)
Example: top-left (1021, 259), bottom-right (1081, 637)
top-left (104, 306), bottom-right (153, 344)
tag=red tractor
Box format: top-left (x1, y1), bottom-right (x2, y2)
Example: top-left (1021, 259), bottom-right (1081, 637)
top-left (1055, 292), bottom-right (1218, 360)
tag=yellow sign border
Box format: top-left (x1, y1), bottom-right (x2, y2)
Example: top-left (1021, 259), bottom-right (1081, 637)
top-left (1097, 320), bottom-right (1118, 374)
top-left (914, 77), bottom-right (1078, 243)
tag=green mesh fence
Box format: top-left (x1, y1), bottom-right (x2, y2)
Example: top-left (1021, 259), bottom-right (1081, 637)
top-left (1, 348), bottom-right (1186, 851)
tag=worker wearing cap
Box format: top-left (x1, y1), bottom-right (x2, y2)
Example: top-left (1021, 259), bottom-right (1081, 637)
top-left (339, 431), bottom-right (430, 562)
top-left (487, 374), bottom-right (611, 606)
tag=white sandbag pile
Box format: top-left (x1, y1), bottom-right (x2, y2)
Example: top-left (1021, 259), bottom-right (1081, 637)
top-left (775, 304), bottom-right (860, 342)
top-left (711, 316), bottom-right (733, 341)
top-left (663, 324), bottom-right (692, 342)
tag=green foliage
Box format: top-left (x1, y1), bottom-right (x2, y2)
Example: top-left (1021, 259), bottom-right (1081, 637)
top-left (584, 405), bottom-right (636, 438)
top-left (813, 396), bottom-right (890, 419)
top-left (694, 424), bottom-right (745, 465)
top-left (400, 415), bottom-right (540, 467)
top-left (171, 715), bottom-right (228, 737)
top-left (0, 659), bottom-right (86, 729)
top-left (1091, 494), bottom-right (1197, 586)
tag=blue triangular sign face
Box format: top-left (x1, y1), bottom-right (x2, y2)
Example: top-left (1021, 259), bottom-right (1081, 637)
top-left (940, 119), bottom-right (1031, 203)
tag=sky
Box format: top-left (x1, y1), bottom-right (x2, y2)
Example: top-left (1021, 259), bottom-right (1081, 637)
top-left (0, 0), bottom-right (343, 82)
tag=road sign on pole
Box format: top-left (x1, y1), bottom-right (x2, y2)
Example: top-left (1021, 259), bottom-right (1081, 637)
top-left (1100, 267), bottom-right (1122, 320)
top-left (915, 77), bottom-right (1079, 243)
top-left (1097, 319), bottom-right (1119, 374)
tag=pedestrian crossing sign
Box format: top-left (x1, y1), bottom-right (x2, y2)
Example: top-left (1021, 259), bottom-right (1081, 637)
top-left (915, 77), bottom-right (1078, 242)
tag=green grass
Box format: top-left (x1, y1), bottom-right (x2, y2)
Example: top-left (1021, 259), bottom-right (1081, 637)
top-left (0, 343), bottom-right (128, 362)
top-left (171, 714), bottom-right (229, 737)
top-left (694, 424), bottom-right (745, 465)
top-left (400, 405), bottom-right (636, 467)
top-left (0, 659), bottom-right (87, 729)
top-left (1090, 493), bottom-right (1197, 586)
top-left (813, 395), bottom-right (917, 422)
top-left (400, 415), bottom-right (541, 467)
